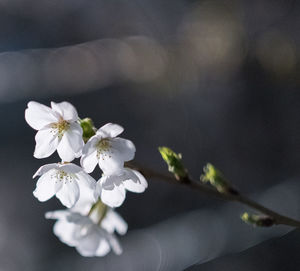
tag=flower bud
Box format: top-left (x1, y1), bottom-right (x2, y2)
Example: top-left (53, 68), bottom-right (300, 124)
top-left (80, 118), bottom-right (96, 142)
top-left (241, 212), bottom-right (275, 227)
top-left (158, 146), bottom-right (188, 181)
top-left (200, 163), bottom-right (238, 195)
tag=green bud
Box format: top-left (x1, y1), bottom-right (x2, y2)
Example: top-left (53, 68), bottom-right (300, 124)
top-left (79, 118), bottom-right (96, 143)
top-left (241, 212), bottom-right (274, 227)
top-left (158, 146), bottom-right (188, 181)
top-left (200, 163), bottom-right (238, 195)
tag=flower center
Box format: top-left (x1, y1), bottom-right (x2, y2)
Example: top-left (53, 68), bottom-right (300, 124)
top-left (52, 170), bottom-right (76, 184)
top-left (51, 119), bottom-right (70, 139)
top-left (96, 139), bottom-right (111, 159)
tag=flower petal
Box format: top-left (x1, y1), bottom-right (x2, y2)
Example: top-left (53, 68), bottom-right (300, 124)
top-left (81, 150), bottom-right (98, 174)
top-left (98, 138), bottom-right (135, 175)
top-left (80, 135), bottom-right (100, 173)
top-left (33, 163), bottom-right (58, 178)
top-left (75, 226), bottom-right (103, 257)
top-left (82, 135), bottom-right (99, 156)
top-left (25, 101), bottom-right (59, 130)
top-left (66, 213), bottom-right (93, 225)
top-left (97, 123), bottom-right (124, 138)
top-left (95, 239), bottom-right (111, 257)
top-left (100, 174), bottom-right (123, 190)
top-left (101, 190), bottom-right (126, 208)
top-left (123, 168), bottom-right (148, 193)
top-left (51, 101), bottom-right (79, 122)
top-left (67, 123), bottom-right (84, 154)
top-left (98, 152), bottom-right (124, 175)
top-left (57, 125), bottom-right (84, 162)
top-left (100, 176), bottom-right (126, 207)
top-left (101, 210), bottom-right (128, 235)
top-left (33, 169), bottom-right (62, 202)
top-left (53, 220), bottom-right (78, 247)
top-left (76, 171), bottom-right (96, 190)
top-left (108, 137), bottom-right (136, 164)
top-left (56, 180), bottom-right (80, 208)
top-left (59, 163), bottom-right (83, 174)
top-left (131, 169), bottom-right (148, 188)
top-left (45, 210), bottom-right (69, 220)
top-left (72, 184), bottom-right (97, 215)
top-left (34, 127), bottom-right (59, 159)
top-left (106, 233), bottom-right (123, 255)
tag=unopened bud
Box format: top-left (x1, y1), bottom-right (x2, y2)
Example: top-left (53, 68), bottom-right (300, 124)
top-left (241, 212), bottom-right (275, 227)
top-left (200, 163), bottom-right (238, 195)
top-left (158, 146), bottom-right (188, 181)
top-left (79, 118), bottom-right (96, 142)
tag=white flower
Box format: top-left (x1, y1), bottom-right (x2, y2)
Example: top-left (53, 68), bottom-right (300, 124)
top-left (45, 208), bottom-right (127, 257)
top-left (95, 167), bottom-right (148, 208)
top-left (33, 163), bottom-right (96, 208)
top-left (25, 101), bottom-right (84, 162)
top-left (80, 123), bottom-right (136, 174)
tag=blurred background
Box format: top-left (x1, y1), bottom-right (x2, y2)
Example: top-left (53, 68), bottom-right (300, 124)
top-left (0, 0), bottom-right (300, 270)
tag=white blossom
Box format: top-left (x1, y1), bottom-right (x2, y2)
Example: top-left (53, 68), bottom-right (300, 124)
top-left (25, 101), bottom-right (84, 162)
top-left (80, 123), bottom-right (136, 174)
top-left (95, 167), bottom-right (148, 208)
top-left (45, 207), bottom-right (127, 257)
top-left (33, 163), bottom-right (96, 208)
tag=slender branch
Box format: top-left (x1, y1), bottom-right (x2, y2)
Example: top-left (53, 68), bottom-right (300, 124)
top-left (81, 120), bottom-right (300, 227)
top-left (128, 162), bottom-right (300, 228)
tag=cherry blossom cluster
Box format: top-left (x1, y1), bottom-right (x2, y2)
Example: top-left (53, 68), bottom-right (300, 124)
top-left (25, 101), bottom-right (148, 257)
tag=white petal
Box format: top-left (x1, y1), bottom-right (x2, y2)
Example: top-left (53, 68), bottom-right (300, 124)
top-left (51, 101), bottom-right (79, 122)
top-left (72, 185), bottom-right (97, 214)
top-left (57, 124), bottom-right (84, 162)
top-left (109, 137), bottom-right (136, 163)
top-left (98, 152), bottom-right (124, 175)
top-left (131, 169), bottom-right (148, 188)
top-left (56, 181), bottom-right (80, 208)
top-left (53, 220), bottom-right (78, 247)
top-left (25, 101), bottom-right (59, 130)
top-left (34, 127), bottom-right (59, 159)
top-left (100, 174), bottom-right (123, 190)
top-left (45, 210), bottom-right (69, 220)
top-left (81, 150), bottom-right (98, 174)
top-left (82, 135), bottom-right (99, 156)
top-left (123, 168), bottom-right (148, 193)
top-left (67, 123), bottom-right (84, 154)
top-left (66, 213), bottom-right (93, 225)
top-left (33, 163), bottom-right (58, 178)
top-left (80, 135), bottom-right (100, 173)
top-left (76, 171), bottom-right (96, 190)
top-left (95, 239), bottom-right (111, 257)
top-left (100, 176), bottom-right (126, 208)
top-left (59, 163), bottom-right (83, 174)
top-left (106, 233), bottom-right (123, 255)
top-left (97, 123), bottom-right (124, 138)
top-left (101, 210), bottom-right (128, 235)
top-left (75, 226), bottom-right (102, 257)
top-left (33, 170), bottom-right (62, 202)
top-left (97, 137), bottom-right (135, 174)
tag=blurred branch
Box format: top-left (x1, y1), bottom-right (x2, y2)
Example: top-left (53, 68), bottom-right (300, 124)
top-left (127, 162), bottom-right (300, 228)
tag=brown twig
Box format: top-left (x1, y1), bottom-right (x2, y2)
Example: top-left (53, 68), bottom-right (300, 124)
top-left (128, 162), bottom-right (300, 228)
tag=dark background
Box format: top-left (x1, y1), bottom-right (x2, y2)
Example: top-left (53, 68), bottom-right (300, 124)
top-left (0, 0), bottom-right (300, 270)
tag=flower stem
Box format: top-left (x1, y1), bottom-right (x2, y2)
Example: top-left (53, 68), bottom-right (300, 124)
top-left (127, 162), bottom-right (300, 228)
